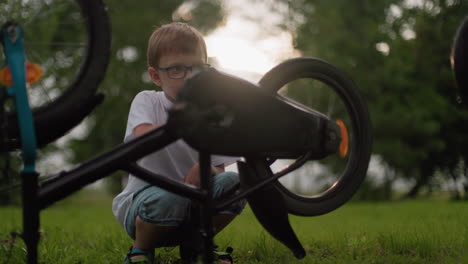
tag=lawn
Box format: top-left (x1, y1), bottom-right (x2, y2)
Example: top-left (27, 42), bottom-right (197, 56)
top-left (1, 190), bottom-right (468, 263)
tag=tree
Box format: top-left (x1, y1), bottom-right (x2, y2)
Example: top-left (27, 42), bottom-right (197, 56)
top-left (385, 0), bottom-right (468, 197)
top-left (279, 0), bottom-right (468, 198)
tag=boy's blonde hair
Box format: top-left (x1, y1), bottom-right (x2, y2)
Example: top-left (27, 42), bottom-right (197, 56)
top-left (147, 22), bottom-right (207, 68)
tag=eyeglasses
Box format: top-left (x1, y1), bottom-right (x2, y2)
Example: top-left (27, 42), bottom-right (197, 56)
top-left (158, 63), bottom-right (210, 79)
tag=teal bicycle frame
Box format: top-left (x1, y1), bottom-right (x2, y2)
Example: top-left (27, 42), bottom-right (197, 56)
top-left (2, 23), bottom-right (37, 172)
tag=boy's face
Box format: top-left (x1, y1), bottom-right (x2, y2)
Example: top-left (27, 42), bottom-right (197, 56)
top-left (148, 51), bottom-right (205, 102)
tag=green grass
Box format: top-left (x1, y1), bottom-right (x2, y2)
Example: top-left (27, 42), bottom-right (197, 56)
top-left (1, 190), bottom-right (468, 263)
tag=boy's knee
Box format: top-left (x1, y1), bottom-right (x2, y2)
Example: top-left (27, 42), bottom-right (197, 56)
top-left (138, 190), bottom-right (191, 227)
top-left (157, 191), bottom-right (191, 214)
top-left (215, 171), bottom-right (239, 189)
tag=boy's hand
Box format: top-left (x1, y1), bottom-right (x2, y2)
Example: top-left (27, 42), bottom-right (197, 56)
top-left (184, 164), bottom-right (225, 187)
top-left (184, 163), bottom-right (201, 187)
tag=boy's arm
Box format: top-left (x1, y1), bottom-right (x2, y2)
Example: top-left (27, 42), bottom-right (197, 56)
top-left (134, 123), bottom-right (227, 186)
top-left (133, 123), bottom-right (163, 137)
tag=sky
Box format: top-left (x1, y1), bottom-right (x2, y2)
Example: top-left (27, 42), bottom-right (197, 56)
top-left (205, 0), bottom-right (425, 80)
top-left (203, 1), bottom-right (299, 82)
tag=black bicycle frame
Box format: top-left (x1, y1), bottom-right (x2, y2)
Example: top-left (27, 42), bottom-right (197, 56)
top-left (27, 128), bottom-right (327, 263)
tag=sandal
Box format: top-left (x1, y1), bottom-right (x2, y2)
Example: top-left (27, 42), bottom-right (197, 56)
top-left (123, 246), bottom-right (155, 264)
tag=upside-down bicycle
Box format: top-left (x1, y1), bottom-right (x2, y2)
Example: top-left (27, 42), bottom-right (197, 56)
top-left (0, 0), bottom-right (376, 263)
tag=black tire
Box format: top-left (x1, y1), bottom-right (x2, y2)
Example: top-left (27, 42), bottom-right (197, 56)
top-left (0, 0), bottom-right (110, 150)
top-left (452, 16), bottom-right (468, 104)
top-left (258, 57), bottom-right (372, 216)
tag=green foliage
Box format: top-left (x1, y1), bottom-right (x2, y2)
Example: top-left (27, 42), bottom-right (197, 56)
top-left (0, 152), bottom-right (21, 205)
top-left (285, 0), bottom-right (468, 195)
top-left (352, 179), bottom-right (392, 201)
top-left (175, 0), bottom-right (227, 35)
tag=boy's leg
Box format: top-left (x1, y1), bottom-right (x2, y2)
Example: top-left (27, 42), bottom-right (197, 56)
top-left (133, 216), bottom-right (177, 250)
top-left (125, 186), bottom-right (191, 260)
top-left (125, 172), bottom-right (244, 262)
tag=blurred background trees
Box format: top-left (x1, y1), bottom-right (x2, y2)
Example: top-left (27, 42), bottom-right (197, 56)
top-left (284, 0), bottom-right (468, 199)
top-left (1, 0), bottom-right (467, 204)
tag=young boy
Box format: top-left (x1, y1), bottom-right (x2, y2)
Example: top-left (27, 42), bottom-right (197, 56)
top-left (112, 22), bottom-right (244, 264)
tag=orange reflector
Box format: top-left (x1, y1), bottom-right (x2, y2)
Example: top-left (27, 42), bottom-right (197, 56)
top-left (0, 66), bottom-right (12, 86)
top-left (336, 119), bottom-right (349, 157)
top-left (26, 62), bottom-right (43, 85)
top-left (0, 62), bottom-right (43, 87)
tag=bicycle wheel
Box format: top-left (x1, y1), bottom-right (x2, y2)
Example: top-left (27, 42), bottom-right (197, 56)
top-left (0, 0), bottom-right (110, 150)
top-left (451, 15), bottom-right (468, 104)
top-left (258, 57), bottom-right (372, 216)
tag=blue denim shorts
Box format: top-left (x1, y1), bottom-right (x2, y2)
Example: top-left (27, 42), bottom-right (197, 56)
top-left (125, 171), bottom-right (245, 240)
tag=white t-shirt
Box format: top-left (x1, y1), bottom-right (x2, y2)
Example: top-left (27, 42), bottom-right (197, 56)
top-left (112, 90), bottom-right (237, 228)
